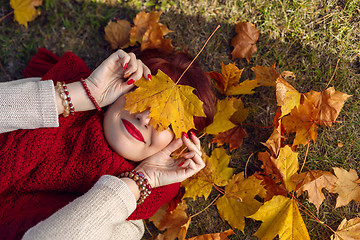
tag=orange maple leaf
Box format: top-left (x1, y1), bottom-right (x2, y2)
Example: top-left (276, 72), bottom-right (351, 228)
top-left (282, 94), bottom-right (318, 146)
top-left (252, 64), bottom-right (279, 87)
top-left (276, 77), bottom-right (301, 117)
top-left (186, 229), bottom-right (234, 240)
top-left (104, 20), bottom-right (131, 49)
top-left (141, 22), bottom-right (174, 53)
top-left (208, 63), bottom-right (258, 96)
top-left (231, 21), bottom-right (260, 62)
top-left (129, 11), bottom-right (162, 45)
top-left (303, 87), bottom-right (351, 127)
top-left (150, 200), bottom-right (190, 240)
top-left (10, 0), bottom-right (42, 28)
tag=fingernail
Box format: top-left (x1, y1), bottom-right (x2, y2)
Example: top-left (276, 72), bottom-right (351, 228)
top-left (182, 132), bottom-right (189, 139)
top-left (178, 162), bottom-right (184, 167)
top-left (127, 79), bottom-right (135, 85)
top-left (148, 74), bottom-right (152, 80)
top-left (123, 63), bottom-right (128, 70)
top-left (190, 131), bottom-right (196, 137)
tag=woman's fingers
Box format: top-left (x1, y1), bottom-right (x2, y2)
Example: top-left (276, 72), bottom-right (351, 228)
top-left (182, 132), bottom-right (202, 157)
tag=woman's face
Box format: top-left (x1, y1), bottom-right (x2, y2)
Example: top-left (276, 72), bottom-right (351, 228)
top-left (103, 96), bottom-right (174, 162)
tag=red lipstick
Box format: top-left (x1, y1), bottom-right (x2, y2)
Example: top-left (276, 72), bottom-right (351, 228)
top-left (122, 119), bottom-right (146, 143)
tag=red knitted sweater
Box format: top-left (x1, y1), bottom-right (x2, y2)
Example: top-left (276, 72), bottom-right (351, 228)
top-left (0, 48), bottom-right (180, 239)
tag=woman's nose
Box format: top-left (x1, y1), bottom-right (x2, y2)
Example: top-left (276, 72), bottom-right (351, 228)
top-left (135, 110), bottom-right (150, 126)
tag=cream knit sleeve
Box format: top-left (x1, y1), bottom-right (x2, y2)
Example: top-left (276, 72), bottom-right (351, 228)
top-left (0, 78), bottom-right (59, 133)
top-left (23, 175), bottom-right (144, 240)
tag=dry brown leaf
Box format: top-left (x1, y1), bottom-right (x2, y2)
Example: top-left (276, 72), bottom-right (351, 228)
top-left (149, 200), bottom-right (190, 240)
top-left (330, 167), bottom-right (360, 208)
top-left (254, 151), bottom-right (288, 201)
top-left (292, 170), bottom-right (337, 211)
top-left (252, 64), bottom-right (279, 87)
top-left (186, 229), bottom-right (234, 240)
top-left (211, 125), bottom-right (247, 151)
top-left (231, 21), bottom-right (260, 62)
top-left (104, 20), bottom-right (131, 49)
top-left (261, 129), bottom-right (282, 157)
top-left (304, 87), bottom-right (351, 127)
top-left (331, 217), bottom-right (360, 240)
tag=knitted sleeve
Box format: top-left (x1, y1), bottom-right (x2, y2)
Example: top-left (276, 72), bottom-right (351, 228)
top-left (23, 175), bottom-right (144, 240)
top-left (0, 78), bottom-right (59, 133)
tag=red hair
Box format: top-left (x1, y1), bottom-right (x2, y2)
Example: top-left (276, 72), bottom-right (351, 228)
top-left (137, 49), bottom-right (215, 132)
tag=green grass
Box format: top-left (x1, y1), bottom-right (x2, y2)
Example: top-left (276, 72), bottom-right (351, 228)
top-left (1, 0), bottom-right (359, 239)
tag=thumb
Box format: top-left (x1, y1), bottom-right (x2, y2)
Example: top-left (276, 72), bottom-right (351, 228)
top-left (162, 138), bottom-right (183, 155)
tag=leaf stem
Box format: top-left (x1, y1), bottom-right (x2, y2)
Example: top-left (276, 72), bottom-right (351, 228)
top-left (190, 194), bottom-right (220, 218)
top-left (325, 59), bottom-right (340, 89)
top-left (175, 25), bottom-right (220, 85)
top-left (299, 141), bottom-right (310, 173)
top-left (212, 184), bottom-right (243, 202)
top-left (290, 192), bottom-right (336, 234)
top-left (0, 11), bottom-right (13, 23)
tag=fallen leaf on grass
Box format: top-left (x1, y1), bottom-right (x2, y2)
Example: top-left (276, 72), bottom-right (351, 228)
top-left (182, 148), bottom-right (234, 200)
top-left (123, 70), bottom-right (205, 138)
top-left (205, 98), bottom-right (237, 135)
top-left (276, 77), bottom-right (301, 117)
top-left (129, 10), bottom-right (163, 44)
top-left (141, 23), bottom-right (174, 53)
top-left (254, 151), bottom-right (288, 201)
top-left (216, 173), bottom-right (265, 232)
top-left (331, 217), bottom-right (360, 240)
top-left (249, 195), bottom-right (310, 240)
top-left (211, 125), bottom-right (247, 151)
top-left (10, 0), bottom-right (42, 27)
top-left (104, 20), bottom-right (131, 49)
top-left (207, 63), bottom-right (258, 96)
top-left (329, 167), bottom-right (360, 208)
top-left (231, 21), bottom-right (260, 62)
top-left (282, 95), bottom-right (318, 146)
top-left (150, 200), bottom-right (190, 240)
top-left (252, 64), bottom-right (279, 87)
top-left (304, 87), bottom-right (351, 127)
top-left (187, 229), bottom-right (234, 240)
top-left (292, 170), bottom-right (337, 211)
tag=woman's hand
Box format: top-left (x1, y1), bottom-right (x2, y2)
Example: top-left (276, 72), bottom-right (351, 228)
top-left (85, 49), bottom-right (151, 107)
top-left (134, 132), bottom-right (205, 188)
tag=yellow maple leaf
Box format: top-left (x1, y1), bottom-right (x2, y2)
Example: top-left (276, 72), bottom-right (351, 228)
top-left (216, 173), bottom-right (265, 232)
top-left (181, 148), bottom-right (234, 200)
top-left (204, 97), bottom-right (237, 135)
top-left (10, 0), bottom-right (42, 28)
top-left (208, 63), bottom-right (258, 96)
top-left (276, 77), bottom-right (301, 117)
top-left (186, 229), bottom-right (234, 240)
top-left (123, 70), bottom-right (205, 138)
top-left (329, 167), bottom-right (360, 208)
top-left (292, 170), bottom-right (337, 211)
top-left (273, 146), bottom-right (299, 192)
top-left (249, 195), bottom-right (310, 240)
top-left (331, 217), bottom-right (360, 240)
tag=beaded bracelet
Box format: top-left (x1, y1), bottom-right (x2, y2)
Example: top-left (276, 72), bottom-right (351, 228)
top-left (119, 170), bottom-right (152, 205)
top-left (56, 81), bottom-right (75, 117)
top-left (80, 78), bottom-right (102, 112)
